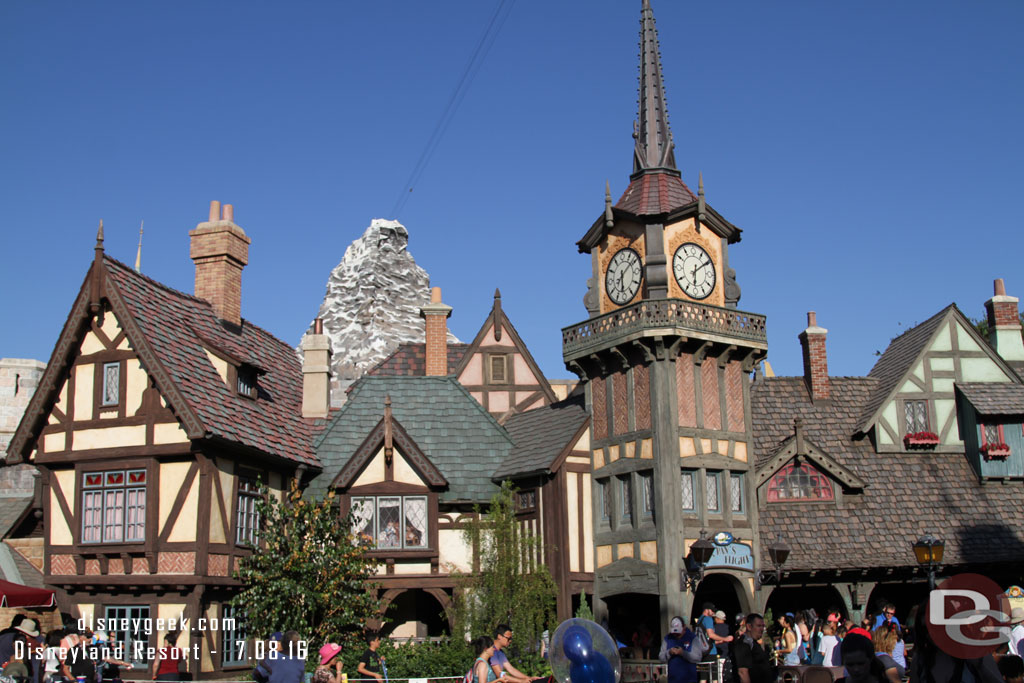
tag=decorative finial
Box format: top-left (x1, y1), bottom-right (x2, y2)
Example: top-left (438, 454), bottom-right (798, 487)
top-left (696, 172), bottom-right (706, 231)
top-left (604, 181), bottom-right (614, 228)
top-left (698, 172), bottom-right (704, 197)
top-left (134, 221), bottom-right (144, 273)
top-left (494, 288), bottom-right (501, 301)
top-left (493, 288), bottom-right (503, 341)
top-left (95, 219), bottom-right (105, 249)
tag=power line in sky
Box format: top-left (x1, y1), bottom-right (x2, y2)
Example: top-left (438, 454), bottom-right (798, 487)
top-left (390, 0), bottom-right (517, 219)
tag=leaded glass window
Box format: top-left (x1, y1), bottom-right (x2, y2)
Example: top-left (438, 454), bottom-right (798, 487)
top-left (766, 462), bottom-right (835, 502)
top-left (705, 471), bottom-right (720, 513)
top-left (680, 470), bottom-right (695, 511)
top-left (983, 423), bottom-right (1002, 446)
top-left (601, 480), bottom-right (611, 521)
top-left (620, 476), bottom-right (632, 522)
top-left (351, 496), bottom-right (431, 549)
top-left (730, 473), bottom-right (744, 514)
top-left (641, 471), bottom-right (654, 517)
top-left (351, 497), bottom-right (375, 544)
top-left (377, 497), bottom-right (402, 548)
top-left (403, 496), bottom-right (427, 547)
top-left (904, 400), bottom-right (929, 434)
top-left (102, 362), bottom-right (120, 406)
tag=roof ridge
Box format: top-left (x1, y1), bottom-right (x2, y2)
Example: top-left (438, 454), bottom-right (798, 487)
top-left (876, 303), bottom-right (955, 348)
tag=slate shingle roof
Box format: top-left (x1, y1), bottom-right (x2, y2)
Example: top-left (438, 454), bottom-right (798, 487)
top-left (753, 376), bottom-right (1024, 571)
top-left (311, 376), bottom-right (514, 501)
top-left (5, 543), bottom-right (43, 588)
top-left (368, 343), bottom-right (470, 377)
top-left (615, 171), bottom-right (697, 216)
top-left (105, 257), bottom-right (317, 467)
top-left (856, 305), bottom-right (954, 433)
top-left (957, 383), bottom-right (1024, 415)
top-left (496, 394), bottom-right (588, 479)
top-left (0, 494), bottom-right (32, 539)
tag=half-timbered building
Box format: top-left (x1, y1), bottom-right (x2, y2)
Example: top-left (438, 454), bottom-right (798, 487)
top-left (3, 204), bottom-right (321, 678)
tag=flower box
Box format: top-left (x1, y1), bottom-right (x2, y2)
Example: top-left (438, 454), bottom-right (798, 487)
top-left (982, 443), bottom-right (1011, 460)
top-left (904, 431), bottom-right (939, 449)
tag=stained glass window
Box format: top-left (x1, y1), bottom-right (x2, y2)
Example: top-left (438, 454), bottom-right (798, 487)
top-left (766, 462), bottom-right (835, 502)
top-left (83, 470), bottom-right (145, 543)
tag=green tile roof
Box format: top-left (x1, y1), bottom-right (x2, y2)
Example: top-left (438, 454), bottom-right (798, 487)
top-left (310, 376), bottom-right (514, 502)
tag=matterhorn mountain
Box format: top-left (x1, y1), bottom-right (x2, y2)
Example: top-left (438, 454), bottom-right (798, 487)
top-left (301, 219), bottom-right (459, 406)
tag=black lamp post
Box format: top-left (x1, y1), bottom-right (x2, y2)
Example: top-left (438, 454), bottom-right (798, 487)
top-left (755, 533), bottom-right (790, 588)
top-left (913, 533), bottom-right (945, 590)
top-left (682, 530), bottom-right (716, 592)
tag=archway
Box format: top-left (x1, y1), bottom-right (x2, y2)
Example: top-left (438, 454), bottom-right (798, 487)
top-left (690, 573), bottom-right (747, 626)
top-left (603, 592), bottom-right (660, 659)
top-left (764, 585), bottom-right (847, 623)
top-left (866, 582), bottom-right (929, 629)
top-left (379, 588), bottom-right (451, 639)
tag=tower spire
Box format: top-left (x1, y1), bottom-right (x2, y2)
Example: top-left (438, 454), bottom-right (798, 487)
top-left (135, 220), bottom-right (144, 272)
top-left (633, 0), bottom-right (677, 175)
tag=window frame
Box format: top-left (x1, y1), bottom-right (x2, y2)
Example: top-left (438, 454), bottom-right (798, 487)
top-left (599, 479), bottom-right (612, 522)
top-left (766, 462), bottom-right (836, 502)
top-left (680, 470), bottom-right (696, 513)
top-left (82, 469), bottom-right (147, 544)
top-left (221, 605), bottom-right (247, 667)
top-left (349, 494), bottom-right (430, 550)
top-left (104, 605), bottom-right (150, 666)
top-left (236, 475), bottom-right (262, 546)
top-left (640, 471), bottom-right (655, 518)
top-left (729, 473), bottom-right (745, 515)
top-left (903, 399), bottom-right (930, 435)
top-left (705, 471), bottom-right (721, 514)
top-left (487, 354), bottom-right (509, 385)
top-left (619, 475), bottom-right (633, 524)
top-left (101, 362), bottom-right (121, 406)
top-left (236, 366), bottom-right (258, 399)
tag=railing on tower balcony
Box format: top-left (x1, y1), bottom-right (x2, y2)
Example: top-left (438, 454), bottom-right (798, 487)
top-left (562, 298), bottom-right (767, 358)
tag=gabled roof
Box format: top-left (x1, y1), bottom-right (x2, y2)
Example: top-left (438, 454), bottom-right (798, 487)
top-left (495, 394), bottom-right (589, 480)
top-left (753, 427), bottom-right (866, 492)
top-left (6, 254), bottom-right (317, 467)
top-left (311, 376), bottom-right (514, 502)
top-left (753, 376), bottom-right (1024, 571)
top-left (956, 383), bottom-right (1024, 415)
top-left (857, 304), bottom-right (1020, 433)
top-left (331, 414), bottom-right (447, 490)
top-left (368, 343), bottom-right (469, 377)
top-left (0, 494), bottom-right (33, 540)
top-left (454, 290), bottom-right (557, 404)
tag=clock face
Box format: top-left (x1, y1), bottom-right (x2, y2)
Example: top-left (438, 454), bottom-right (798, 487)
top-left (673, 242), bottom-right (716, 300)
top-left (605, 248), bottom-right (642, 305)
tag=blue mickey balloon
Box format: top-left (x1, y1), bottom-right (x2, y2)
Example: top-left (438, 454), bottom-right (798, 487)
top-left (569, 653), bottom-right (613, 683)
top-left (562, 626), bottom-right (594, 664)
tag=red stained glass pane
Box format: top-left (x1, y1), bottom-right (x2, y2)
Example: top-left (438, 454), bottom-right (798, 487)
top-left (85, 474), bottom-right (103, 487)
top-left (105, 472), bottom-right (124, 486)
top-left (128, 470), bottom-right (146, 484)
top-left (766, 462), bottom-right (834, 502)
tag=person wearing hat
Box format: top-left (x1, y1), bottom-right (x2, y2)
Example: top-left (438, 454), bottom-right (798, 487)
top-left (0, 617), bottom-right (40, 673)
top-left (1008, 608), bottom-right (1024, 658)
top-left (268, 631), bottom-right (306, 683)
top-left (315, 641), bottom-right (343, 683)
top-left (698, 603), bottom-right (732, 662)
top-left (253, 632), bottom-right (283, 683)
top-left (658, 617), bottom-right (697, 683)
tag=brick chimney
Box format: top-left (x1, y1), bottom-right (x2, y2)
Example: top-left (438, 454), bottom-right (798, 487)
top-left (189, 200), bottom-right (250, 325)
top-left (301, 318), bottom-right (332, 418)
top-left (985, 278), bottom-right (1024, 362)
top-left (420, 287), bottom-right (453, 376)
top-left (799, 311), bottom-right (830, 401)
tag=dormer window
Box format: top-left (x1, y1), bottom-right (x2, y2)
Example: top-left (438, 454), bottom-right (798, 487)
top-left (237, 366), bottom-right (257, 398)
top-left (904, 400), bottom-right (929, 435)
top-left (766, 462), bottom-right (835, 502)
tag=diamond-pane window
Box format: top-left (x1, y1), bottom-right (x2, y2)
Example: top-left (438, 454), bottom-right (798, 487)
top-left (706, 472), bottom-right (720, 513)
top-left (378, 498), bottom-right (401, 548)
top-left (620, 476), bottom-right (632, 522)
top-left (681, 470), bottom-right (695, 511)
top-left (904, 400), bottom-right (929, 434)
top-left (351, 497), bottom-right (375, 545)
top-left (766, 462), bottom-right (835, 502)
top-left (601, 480), bottom-right (611, 521)
top-left (983, 423), bottom-right (1002, 446)
top-left (641, 472), bottom-right (654, 516)
top-left (730, 473), bottom-right (744, 514)
top-left (102, 362), bottom-right (120, 406)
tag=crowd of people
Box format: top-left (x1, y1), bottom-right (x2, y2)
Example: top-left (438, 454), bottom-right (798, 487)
top-left (0, 615), bottom-right (136, 683)
top-left (653, 601), bottom-right (1024, 683)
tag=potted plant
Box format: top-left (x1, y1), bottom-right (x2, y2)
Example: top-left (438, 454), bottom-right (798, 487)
top-left (904, 431), bottom-right (940, 449)
top-left (981, 442), bottom-right (1011, 460)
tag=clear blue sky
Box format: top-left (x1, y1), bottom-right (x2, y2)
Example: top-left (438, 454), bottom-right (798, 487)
top-left (2, 1), bottom-right (1022, 380)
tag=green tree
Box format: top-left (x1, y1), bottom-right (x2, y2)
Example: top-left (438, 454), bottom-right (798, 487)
top-left (452, 481), bottom-right (556, 673)
top-left (574, 591), bottom-right (594, 621)
top-left (233, 481), bottom-right (381, 655)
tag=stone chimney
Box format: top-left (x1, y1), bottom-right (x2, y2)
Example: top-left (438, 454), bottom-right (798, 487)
top-left (985, 278), bottom-right (1024, 362)
top-left (189, 201), bottom-right (251, 325)
top-left (301, 318), bottom-right (332, 418)
top-left (799, 311), bottom-right (830, 401)
top-left (420, 287), bottom-right (453, 376)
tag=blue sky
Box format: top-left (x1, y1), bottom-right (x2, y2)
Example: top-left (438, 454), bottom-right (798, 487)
top-left (2, 1), bottom-right (1022, 381)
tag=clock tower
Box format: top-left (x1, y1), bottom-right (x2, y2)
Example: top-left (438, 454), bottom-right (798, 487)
top-left (563, 0), bottom-right (768, 630)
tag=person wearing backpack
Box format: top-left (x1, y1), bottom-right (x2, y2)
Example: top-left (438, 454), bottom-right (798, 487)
top-left (659, 617), bottom-right (697, 683)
